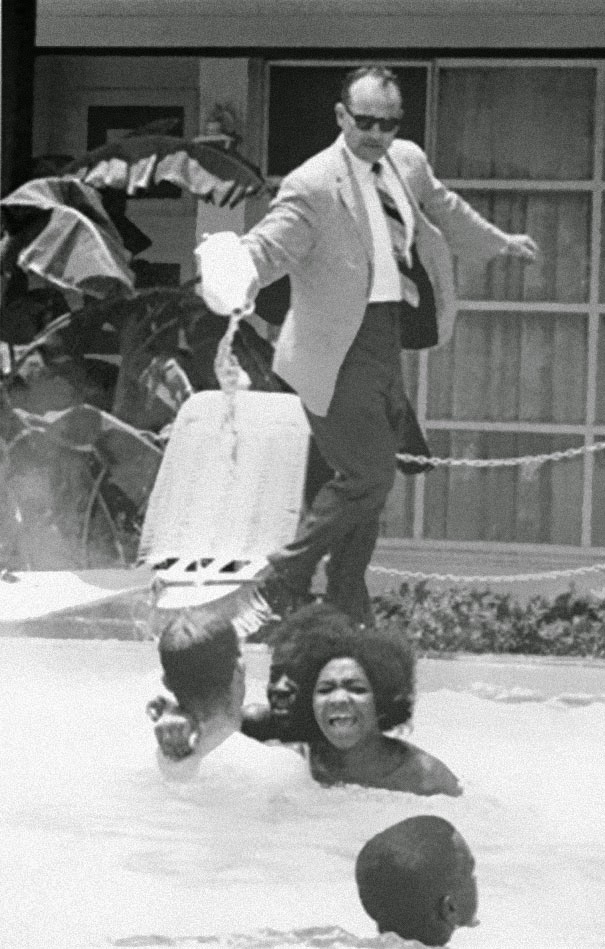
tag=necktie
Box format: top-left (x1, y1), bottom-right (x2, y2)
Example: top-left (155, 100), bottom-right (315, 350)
top-left (371, 161), bottom-right (439, 350)
top-left (371, 161), bottom-right (419, 307)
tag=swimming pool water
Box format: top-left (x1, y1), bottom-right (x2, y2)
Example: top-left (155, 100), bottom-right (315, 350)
top-left (1, 638), bottom-right (604, 949)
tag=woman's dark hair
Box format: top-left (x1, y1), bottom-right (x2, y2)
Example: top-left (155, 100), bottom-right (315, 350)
top-left (269, 603), bottom-right (416, 741)
top-left (159, 610), bottom-right (240, 717)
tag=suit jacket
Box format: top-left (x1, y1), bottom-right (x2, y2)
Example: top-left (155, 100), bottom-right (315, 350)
top-left (242, 137), bottom-right (510, 416)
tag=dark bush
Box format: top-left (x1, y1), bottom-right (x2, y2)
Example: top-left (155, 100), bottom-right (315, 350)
top-left (371, 582), bottom-right (605, 658)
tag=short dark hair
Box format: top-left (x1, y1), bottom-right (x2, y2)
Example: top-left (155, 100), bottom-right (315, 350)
top-left (356, 816), bottom-right (466, 942)
top-left (340, 65), bottom-right (402, 108)
top-left (159, 610), bottom-right (240, 717)
top-left (269, 603), bottom-right (416, 740)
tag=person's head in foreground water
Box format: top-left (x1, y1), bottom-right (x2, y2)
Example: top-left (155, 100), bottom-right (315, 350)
top-left (356, 816), bottom-right (479, 946)
top-left (264, 603), bottom-right (462, 796)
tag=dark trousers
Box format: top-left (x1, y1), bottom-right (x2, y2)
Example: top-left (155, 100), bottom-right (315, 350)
top-left (269, 302), bottom-right (406, 623)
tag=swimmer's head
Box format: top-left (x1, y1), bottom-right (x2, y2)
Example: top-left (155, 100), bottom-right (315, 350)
top-left (267, 666), bottom-right (299, 721)
top-left (355, 815), bottom-right (478, 946)
top-left (266, 603), bottom-right (354, 737)
top-left (158, 610), bottom-right (244, 720)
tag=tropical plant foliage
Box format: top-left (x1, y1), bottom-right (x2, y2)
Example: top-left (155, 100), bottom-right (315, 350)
top-left (0, 285), bottom-right (284, 570)
top-left (372, 582), bottom-right (605, 658)
top-left (0, 138), bottom-right (276, 571)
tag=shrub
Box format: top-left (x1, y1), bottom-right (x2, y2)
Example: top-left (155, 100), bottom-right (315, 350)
top-left (371, 583), bottom-right (605, 658)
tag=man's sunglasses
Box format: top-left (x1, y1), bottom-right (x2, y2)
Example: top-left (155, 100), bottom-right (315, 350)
top-left (342, 103), bottom-right (401, 133)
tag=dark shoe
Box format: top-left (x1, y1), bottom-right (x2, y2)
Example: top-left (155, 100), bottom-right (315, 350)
top-left (232, 567), bottom-right (312, 640)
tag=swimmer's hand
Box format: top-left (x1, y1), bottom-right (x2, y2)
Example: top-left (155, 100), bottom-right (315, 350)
top-left (146, 696), bottom-right (199, 760)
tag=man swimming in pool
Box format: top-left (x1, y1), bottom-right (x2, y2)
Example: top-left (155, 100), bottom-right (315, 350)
top-left (149, 609), bottom-right (309, 792)
top-left (356, 815), bottom-right (479, 946)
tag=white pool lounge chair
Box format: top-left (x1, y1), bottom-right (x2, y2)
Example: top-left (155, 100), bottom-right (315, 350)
top-left (139, 390), bottom-right (310, 610)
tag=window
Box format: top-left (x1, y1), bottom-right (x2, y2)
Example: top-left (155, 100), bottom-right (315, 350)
top-left (416, 61), bottom-right (604, 547)
top-left (267, 63), bottom-right (429, 176)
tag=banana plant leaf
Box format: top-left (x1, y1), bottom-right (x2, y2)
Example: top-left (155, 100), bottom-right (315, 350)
top-left (2, 402), bottom-right (163, 569)
top-left (64, 136), bottom-right (266, 208)
top-left (1, 177), bottom-right (136, 305)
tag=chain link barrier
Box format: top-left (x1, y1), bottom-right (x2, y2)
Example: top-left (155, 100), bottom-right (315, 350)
top-left (368, 561), bottom-right (605, 586)
top-left (397, 439), bottom-right (605, 470)
top-left (214, 309), bottom-right (605, 589)
top-left (391, 442), bottom-right (605, 585)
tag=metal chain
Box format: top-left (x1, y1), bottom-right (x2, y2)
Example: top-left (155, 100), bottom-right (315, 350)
top-left (214, 311), bottom-right (605, 475)
top-left (368, 561), bottom-right (605, 585)
top-left (396, 440), bottom-right (605, 469)
top-left (213, 317), bottom-right (605, 588)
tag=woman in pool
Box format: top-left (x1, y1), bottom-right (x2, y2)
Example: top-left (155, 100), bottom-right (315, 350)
top-left (262, 603), bottom-right (462, 795)
top-left (153, 603), bottom-right (461, 795)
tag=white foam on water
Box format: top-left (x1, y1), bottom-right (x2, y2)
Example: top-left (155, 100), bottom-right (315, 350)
top-left (1, 639), bottom-right (604, 949)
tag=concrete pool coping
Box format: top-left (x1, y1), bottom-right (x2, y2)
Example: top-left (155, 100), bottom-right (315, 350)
top-left (2, 567), bottom-right (605, 703)
top-left (2, 626), bottom-right (605, 705)
top-left (242, 644), bottom-right (605, 703)
top-left (1, 633), bottom-right (604, 705)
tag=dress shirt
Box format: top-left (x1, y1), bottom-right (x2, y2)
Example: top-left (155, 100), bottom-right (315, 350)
top-left (343, 137), bottom-right (416, 302)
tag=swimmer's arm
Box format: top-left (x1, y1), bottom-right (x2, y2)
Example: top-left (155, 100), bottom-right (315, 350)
top-left (241, 703), bottom-right (308, 746)
top-left (390, 739), bottom-right (463, 797)
top-left (241, 703), bottom-right (278, 741)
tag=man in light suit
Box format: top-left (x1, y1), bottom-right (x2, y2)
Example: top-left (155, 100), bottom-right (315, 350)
top-left (201, 65), bottom-right (537, 628)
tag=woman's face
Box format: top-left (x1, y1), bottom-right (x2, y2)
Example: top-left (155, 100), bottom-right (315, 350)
top-left (312, 657), bottom-right (380, 750)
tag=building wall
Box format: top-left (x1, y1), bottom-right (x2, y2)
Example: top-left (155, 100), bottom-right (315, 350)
top-left (32, 56), bottom-right (256, 278)
top-left (33, 56), bottom-right (203, 284)
top-left (250, 58), bottom-right (605, 551)
top-left (31, 52), bottom-right (605, 552)
top-left (35, 0), bottom-right (605, 49)
top-left (398, 60), bottom-right (605, 550)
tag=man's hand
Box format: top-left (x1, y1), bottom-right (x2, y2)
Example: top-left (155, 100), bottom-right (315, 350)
top-left (503, 234), bottom-right (539, 262)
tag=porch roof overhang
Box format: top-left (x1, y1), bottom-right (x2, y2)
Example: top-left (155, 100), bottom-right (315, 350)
top-left (37, 0), bottom-right (605, 50)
